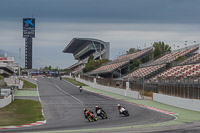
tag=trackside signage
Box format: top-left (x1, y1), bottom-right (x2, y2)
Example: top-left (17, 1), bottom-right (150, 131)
top-left (23, 18), bottom-right (35, 38)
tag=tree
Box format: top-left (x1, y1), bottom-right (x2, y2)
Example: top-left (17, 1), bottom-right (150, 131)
top-left (44, 65), bottom-right (52, 70)
top-left (83, 59), bottom-right (109, 73)
top-left (127, 48), bottom-right (136, 54)
top-left (0, 75), bottom-right (4, 87)
top-left (153, 41), bottom-right (171, 58)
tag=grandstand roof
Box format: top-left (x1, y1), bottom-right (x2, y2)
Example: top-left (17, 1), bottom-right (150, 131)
top-left (63, 38), bottom-right (107, 53)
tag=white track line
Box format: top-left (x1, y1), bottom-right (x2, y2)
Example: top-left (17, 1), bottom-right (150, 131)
top-left (38, 80), bottom-right (83, 103)
top-left (54, 84), bottom-right (83, 104)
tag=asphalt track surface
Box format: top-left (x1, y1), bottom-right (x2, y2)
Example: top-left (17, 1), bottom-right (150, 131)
top-left (1, 78), bottom-right (175, 133)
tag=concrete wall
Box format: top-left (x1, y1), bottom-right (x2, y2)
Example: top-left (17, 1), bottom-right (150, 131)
top-left (0, 95), bottom-right (12, 108)
top-left (77, 78), bottom-right (141, 99)
top-left (153, 93), bottom-right (200, 112)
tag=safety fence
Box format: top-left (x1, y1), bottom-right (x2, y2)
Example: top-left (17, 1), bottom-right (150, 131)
top-left (80, 75), bottom-right (126, 89)
top-left (157, 78), bottom-right (200, 99)
top-left (80, 74), bottom-right (200, 99)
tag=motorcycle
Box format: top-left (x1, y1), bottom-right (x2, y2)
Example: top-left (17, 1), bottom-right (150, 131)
top-left (79, 86), bottom-right (83, 92)
top-left (83, 109), bottom-right (89, 118)
top-left (119, 107), bottom-right (129, 117)
top-left (88, 112), bottom-right (98, 122)
top-left (96, 109), bottom-right (108, 119)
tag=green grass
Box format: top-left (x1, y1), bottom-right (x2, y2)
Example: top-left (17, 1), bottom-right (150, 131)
top-left (22, 80), bottom-right (37, 88)
top-left (64, 78), bottom-right (87, 86)
top-left (0, 99), bottom-right (44, 126)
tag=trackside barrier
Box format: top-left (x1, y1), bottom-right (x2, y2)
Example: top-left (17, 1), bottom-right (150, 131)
top-left (0, 95), bottom-right (12, 108)
top-left (76, 78), bottom-right (142, 99)
top-left (153, 93), bottom-right (200, 112)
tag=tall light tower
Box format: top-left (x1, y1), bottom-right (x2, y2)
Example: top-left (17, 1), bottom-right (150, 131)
top-left (18, 48), bottom-right (21, 75)
top-left (23, 18), bottom-right (35, 69)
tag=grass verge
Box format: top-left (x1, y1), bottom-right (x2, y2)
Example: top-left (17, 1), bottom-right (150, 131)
top-left (0, 99), bottom-right (44, 126)
top-left (22, 80), bottom-right (37, 88)
top-left (64, 78), bottom-right (87, 86)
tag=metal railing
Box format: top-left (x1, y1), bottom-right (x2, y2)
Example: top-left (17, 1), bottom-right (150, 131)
top-left (80, 74), bottom-right (200, 99)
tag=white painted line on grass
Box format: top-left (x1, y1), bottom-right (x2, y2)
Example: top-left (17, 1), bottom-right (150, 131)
top-left (35, 81), bottom-right (45, 119)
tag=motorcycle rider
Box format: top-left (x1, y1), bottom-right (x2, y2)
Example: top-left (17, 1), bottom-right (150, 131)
top-left (95, 106), bottom-right (103, 116)
top-left (79, 86), bottom-right (83, 92)
top-left (84, 108), bottom-right (91, 118)
top-left (118, 104), bottom-right (124, 114)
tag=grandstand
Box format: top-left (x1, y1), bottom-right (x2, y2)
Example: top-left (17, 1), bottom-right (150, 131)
top-left (140, 44), bottom-right (199, 67)
top-left (78, 43), bottom-right (200, 99)
top-left (124, 64), bottom-right (166, 80)
top-left (63, 38), bottom-right (110, 75)
top-left (0, 57), bottom-right (18, 77)
top-left (158, 63), bottom-right (200, 79)
top-left (180, 53), bottom-right (200, 65)
top-left (89, 48), bottom-right (153, 78)
top-left (124, 44), bottom-right (199, 81)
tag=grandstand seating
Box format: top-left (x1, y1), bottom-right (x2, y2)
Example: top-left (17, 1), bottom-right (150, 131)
top-left (116, 48), bottom-right (153, 62)
top-left (143, 46), bottom-right (199, 67)
top-left (124, 64), bottom-right (166, 79)
top-left (89, 48), bottom-right (153, 75)
top-left (90, 60), bottom-right (129, 74)
top-left (180, 53), bottom-right (200, 65)
top-left (156, 63), bottom-right (200, 79)
top-left (72, 66), bottom-right (84, 74)
top-left (68, 57), bottom-right (89, 74)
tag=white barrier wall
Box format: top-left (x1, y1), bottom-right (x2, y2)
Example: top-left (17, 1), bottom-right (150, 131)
top-left (18, 80), bottom-right (24, 89)
top-left (77, 78), bottom-right (140, 99)
top-left (0, 95), bottom-right (12, 108)
top-left (153, 93), bottom-right (200, 112)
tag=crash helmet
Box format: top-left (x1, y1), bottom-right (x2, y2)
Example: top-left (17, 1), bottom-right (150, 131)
top-left (95, 106), bottom-right (99, 110)
top-left (118, 104), bottom-right (122, 109)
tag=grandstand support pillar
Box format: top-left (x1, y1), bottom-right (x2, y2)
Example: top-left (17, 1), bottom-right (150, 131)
top-left (128, 63), bottom-right (130, 71)
top-left (119, 68), bottom-right (121, 79)
top-left (91, 41), bottom-right (98, 53)
top-left (69, 72), bottom-right (72, 78)
top-left (142, 78), bottom-right (145, 99)
top-left (126, 81), bottom-right (130, 90)
top-left (198, 85), bottom-right (199, 99)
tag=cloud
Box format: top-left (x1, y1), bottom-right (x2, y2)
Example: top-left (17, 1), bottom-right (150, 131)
top-left (0, 0), bottom-right (200, 24)
top-left (1, 19), bottom-right (200, 68)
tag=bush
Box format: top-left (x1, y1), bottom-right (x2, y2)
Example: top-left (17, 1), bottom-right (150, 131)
top-left (83, 59), bottom-right (109, 73)
top-left (0, 75), bottom-right (3, 80)
top-left (176, 56), bottom-right (186, 63)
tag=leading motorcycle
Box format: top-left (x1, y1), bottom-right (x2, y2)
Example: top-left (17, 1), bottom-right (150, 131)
top-left (88, 112), bottom-right (98, 122)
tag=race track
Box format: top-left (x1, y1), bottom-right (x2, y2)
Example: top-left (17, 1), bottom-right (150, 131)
top-left (0, 78), bottom-right (174, 133)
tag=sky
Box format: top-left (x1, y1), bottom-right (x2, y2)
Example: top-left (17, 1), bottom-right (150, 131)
top-left (0, 0), bottom-right (200, 69)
